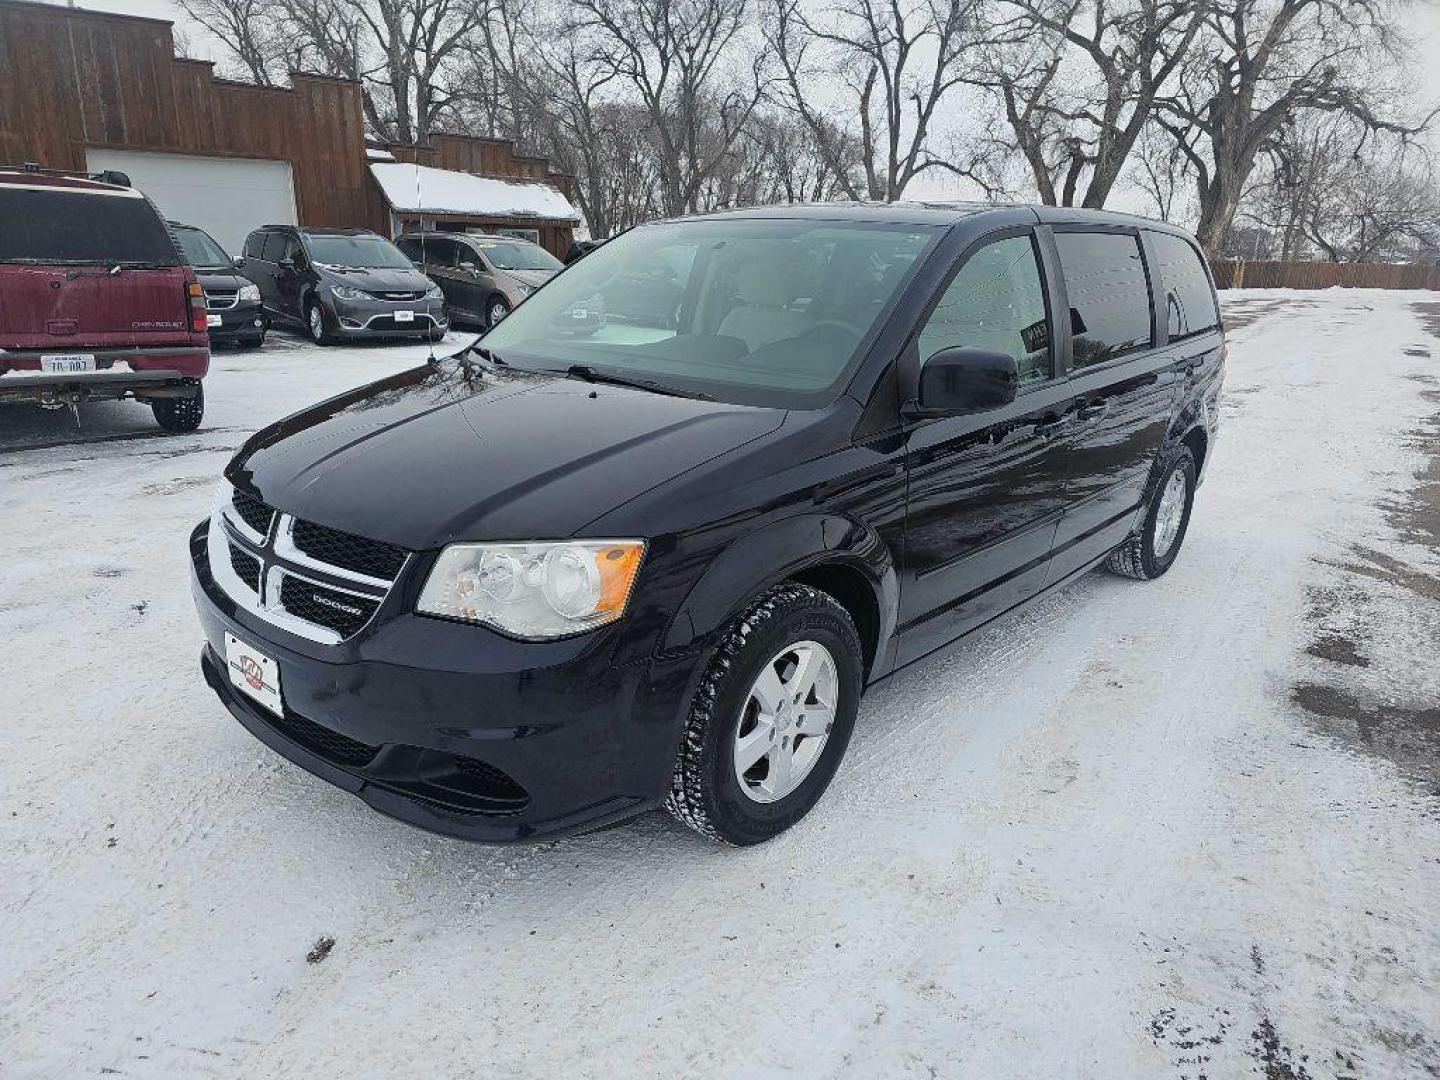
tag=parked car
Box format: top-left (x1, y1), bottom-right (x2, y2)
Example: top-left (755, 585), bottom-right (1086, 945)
top-left (396, 232), bottom-right (562, 329)
top-left (191, 203), bottom-right (1224, 846)
top-left (238, 226), bottom-right (447, 344)
top-left (170, 221), bottom-right (268, 349)
top-left (0, 166), bottom-right (209, 431)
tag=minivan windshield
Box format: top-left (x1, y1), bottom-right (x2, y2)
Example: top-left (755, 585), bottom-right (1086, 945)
top-left (0, 187), bottom-right (179, 266)
top-left (306, 234), bottom-right (415, 270)
top-left (478, 219), bottom-right (938, 407)
top-left (471, 239), bottom-right (562, 272)
top-left (173, 225), bottom-right (232, 269)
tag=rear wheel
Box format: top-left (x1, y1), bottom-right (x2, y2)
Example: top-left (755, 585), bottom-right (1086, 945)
top-left (151, 383), bottom-right (204, 433)
top-left (1106, 447), bottom-right (1196, 580)
top-left (666, 583), bottom-right (863, 845)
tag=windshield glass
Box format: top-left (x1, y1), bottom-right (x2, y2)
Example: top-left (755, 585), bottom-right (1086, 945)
top-left (174, 225), bottom-right (231, 268)
top-left (0, 188), bottom-right (178, 266)
top-left (472, 239), bottom-right (562, 272)
top-left (479, 219), bottom-right (938, 407)
top-left (306, 234), bottom-right (414, 270)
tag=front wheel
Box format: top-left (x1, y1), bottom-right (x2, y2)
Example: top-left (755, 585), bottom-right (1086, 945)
top-left (487, 297), bottom-right (510, 329)
top-left (666, 583), bottom-right (863, 845)
top-left (151, 383), bottom-right (204, 433)
top-left (1106, 446), bottom-right (1197, 580)
top-left (306, 299), bottom-right (332, 345)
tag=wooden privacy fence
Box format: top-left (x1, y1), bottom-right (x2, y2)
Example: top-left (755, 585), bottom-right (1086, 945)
top-left (1211, 260), bottom-right (1440, 290)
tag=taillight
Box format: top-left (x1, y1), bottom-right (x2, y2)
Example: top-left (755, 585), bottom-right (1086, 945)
top-left (187, 281), bottom-right (208, 334)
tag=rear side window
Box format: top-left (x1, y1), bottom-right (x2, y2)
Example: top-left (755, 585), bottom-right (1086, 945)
top-left (0, 187), bottom-right (177, 265)
top-left (1150, 232), bottom-right (1219, 339)
top-left (1054, 231), bottom-right (1152, 367)
top-left (917, 234), bottom-right (1053, 387)
top-left (260, 232), bottom-right (287, 263)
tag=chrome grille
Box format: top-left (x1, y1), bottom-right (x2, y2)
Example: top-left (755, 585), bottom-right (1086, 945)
top-left (208, 485), bottom-right (411, 645)
top-left (206, 291), bottom-right (239, 310)
top-left (366, 289), bottom-right (427, 302)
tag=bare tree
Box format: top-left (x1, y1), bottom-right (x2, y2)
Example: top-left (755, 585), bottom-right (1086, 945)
top-left (176, 0), bottom-right (285, 84)
top-left (767, 0), bottom-right (991, 201)
top-left (1154, 0), bottom-right (1436, 254)
top-left (973, 0), bottom-right (1206, 208)
top-left (564, 0), bottom-right (768, 216)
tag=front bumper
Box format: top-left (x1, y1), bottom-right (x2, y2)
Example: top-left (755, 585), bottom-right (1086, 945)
top-left (328, 295), bottom-right (448, 338)
top-left (189, 522), bottom-right (700, 843)
top-left (208, 301), bottom-right (268, 342)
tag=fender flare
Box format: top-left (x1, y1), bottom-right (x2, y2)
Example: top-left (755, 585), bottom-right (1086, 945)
top-left (662, 513), bottom-right (900, 674)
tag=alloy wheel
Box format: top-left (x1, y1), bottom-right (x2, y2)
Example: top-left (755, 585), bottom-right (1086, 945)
top-left (1153, 466), bottom-right (1188, 558)
top-left (732, 640), bottom-right (839, 803)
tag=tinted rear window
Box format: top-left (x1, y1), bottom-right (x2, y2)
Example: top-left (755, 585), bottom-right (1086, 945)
top-left (1150, 231), bottom-right (1219, 338)
top-left (1054, 231), bottom-right (1152, 367)
top-left (0, 187), bottom-right (178, 265)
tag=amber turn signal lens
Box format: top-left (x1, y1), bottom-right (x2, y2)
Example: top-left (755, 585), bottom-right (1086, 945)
top-left (594, 543), bottom-right (644, 614)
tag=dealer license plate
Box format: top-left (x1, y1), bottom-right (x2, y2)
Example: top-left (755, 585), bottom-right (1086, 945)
top-left (207, 313), bottom-right (223, 328)
top-left (393, 310), bottom-right (415, 323)
top-left (40, 353), bottom-right (96, 373)
top-left (224, 632), bottom-right (283, 717)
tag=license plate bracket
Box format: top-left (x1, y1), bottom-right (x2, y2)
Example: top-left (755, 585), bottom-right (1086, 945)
top-left (224, 632), bottom-right (283, 717)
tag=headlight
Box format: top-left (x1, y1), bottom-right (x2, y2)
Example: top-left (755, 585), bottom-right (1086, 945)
top-left (331, 284), bottom-right (365, 301)
top-left (516, 283), bottom-right (534, 297)
top-left (238, 283), bottom-right (261, 302)
top-left (417, 540), bottom-right (644, 639)
top-left (425, 284), bottom-right (443, 300)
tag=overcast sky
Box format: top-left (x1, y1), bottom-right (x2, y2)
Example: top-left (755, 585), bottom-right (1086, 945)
top-left (45, 0), bottom-right (1440, 215)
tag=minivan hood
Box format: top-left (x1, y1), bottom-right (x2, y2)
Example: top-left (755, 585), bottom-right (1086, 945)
top-left (317, 265), bottom-right (432, 292)
top-left (228, 357), bottom-right (785, 550)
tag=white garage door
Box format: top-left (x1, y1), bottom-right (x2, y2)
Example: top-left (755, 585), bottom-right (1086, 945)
top-left (86, 149), bottom-right (297, 255)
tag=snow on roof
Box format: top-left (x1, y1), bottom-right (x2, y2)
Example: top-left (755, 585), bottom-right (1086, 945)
top-left (369, 162), bottom-right (579, 222)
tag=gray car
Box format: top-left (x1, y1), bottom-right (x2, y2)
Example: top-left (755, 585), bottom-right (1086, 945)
top-left (396, 233), bottom-right (562, 329)
top-left (239, 226), bottom-right (448, 345)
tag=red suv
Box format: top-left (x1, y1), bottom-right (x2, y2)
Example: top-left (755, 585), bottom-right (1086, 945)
top-left (0, 167), bottom-right (210, 431)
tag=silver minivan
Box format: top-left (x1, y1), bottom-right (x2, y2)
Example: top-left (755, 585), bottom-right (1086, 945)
top-left (396, 233), bottom-right (563, 329)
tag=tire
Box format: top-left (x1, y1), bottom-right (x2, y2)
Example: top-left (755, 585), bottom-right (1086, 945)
top-left (666, 582), bottom-right (863, 845)
top-left (306, 299), bottom-right (332, 344)
top-left (487, 296), bottom-right (510, 329)
top-left (151, 383), bottom-right (204, 433)
top-left (1106, 446), bottom-right (1197, 580)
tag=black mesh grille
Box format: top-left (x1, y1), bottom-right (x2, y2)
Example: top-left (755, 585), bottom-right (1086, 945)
top-left (231, 488), bottom-right (274, 537)
top-left (228, 543), bottom-right (262, 592)
top-left (272, 710), bottom-right (377, 768)
top-left (291, 519), bottom-right (408, 581)
top-left (279, 575), bottom-right (379, 638)
top-left (385, 754), bottom-right (531, 816)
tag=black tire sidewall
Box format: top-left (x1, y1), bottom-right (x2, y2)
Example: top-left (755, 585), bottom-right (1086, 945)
top-left (700, 597), bottom-right (863, 844)
top-left (488, 297), bottom-right (510, 328)
top-left (1139, 449), bottom-right (1197, 577)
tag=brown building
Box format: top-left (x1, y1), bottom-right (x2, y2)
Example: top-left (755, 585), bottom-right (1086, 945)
top-left (0, 0), bottom-right (580, 256)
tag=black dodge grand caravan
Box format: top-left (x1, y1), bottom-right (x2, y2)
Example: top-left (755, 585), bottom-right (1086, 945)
top-left (192, 204), bottom-right (1224, 845)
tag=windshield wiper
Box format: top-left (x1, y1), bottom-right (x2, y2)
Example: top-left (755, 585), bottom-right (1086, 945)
top-left (561, 364), bottom-right (714, 402)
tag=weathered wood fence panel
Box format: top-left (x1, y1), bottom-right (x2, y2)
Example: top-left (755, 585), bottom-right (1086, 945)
top-left (1211, 260), bottom-right (1440, 290)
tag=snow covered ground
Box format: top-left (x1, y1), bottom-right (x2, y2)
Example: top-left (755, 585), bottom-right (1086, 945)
top-left (2, 298), bottom-right (1438, 1079)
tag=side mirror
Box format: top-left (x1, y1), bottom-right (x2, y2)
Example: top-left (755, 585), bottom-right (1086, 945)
top-left (460, 261), bottom-right (479, 273)
top-left (233, 256), bottom-right (245, 269)
top-left (914, 346), bottom-right (1019, 416)
top-left (279, 257), bottom-right (295, 270)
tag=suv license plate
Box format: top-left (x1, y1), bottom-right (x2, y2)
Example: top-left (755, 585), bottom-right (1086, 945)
top-left (40, 353), bottom-right (96, 373)
top-left (224, 632), bottom-right (283, 717)
top-left (393, 310), bottom-right (415, 323)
